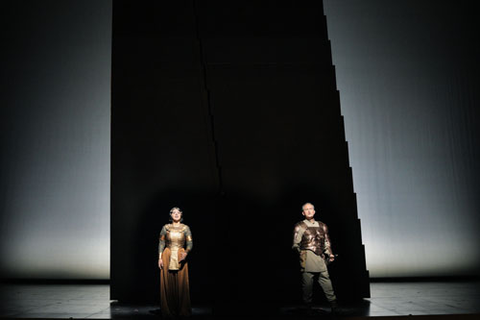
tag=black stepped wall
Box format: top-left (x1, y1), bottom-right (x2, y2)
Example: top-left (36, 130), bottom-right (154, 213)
top-left (111, 0), bottom-right (370, 308)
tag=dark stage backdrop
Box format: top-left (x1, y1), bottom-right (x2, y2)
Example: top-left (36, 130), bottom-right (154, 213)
top-left (111, 0), bottom-right (369, 305)
top-left (0, 0), bottom-right (479, 296)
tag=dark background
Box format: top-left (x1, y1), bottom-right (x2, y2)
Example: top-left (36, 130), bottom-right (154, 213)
top-left (110, 0), bottom-right (368, 305)
top-left (1, 0), bottom-right (479, 305)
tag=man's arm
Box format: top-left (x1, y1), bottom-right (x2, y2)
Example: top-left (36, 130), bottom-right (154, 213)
top-left (322, 223), bottom-right (335, 261)
top-left (292, 223), bottom-right (305, 253)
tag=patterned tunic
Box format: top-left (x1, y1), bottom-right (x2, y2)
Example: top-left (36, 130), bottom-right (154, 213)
top-left (159, 223), bottom-right (193, 270)
top-left (292, 219), bottom-right (332, 272)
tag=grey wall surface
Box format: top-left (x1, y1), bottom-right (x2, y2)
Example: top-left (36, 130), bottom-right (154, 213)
top-left (1, 0), bottom-right (478, 279)
top-left (0, 1), bottom-right (112, 279)
top-left (324, 0), bottom-right (480, 277)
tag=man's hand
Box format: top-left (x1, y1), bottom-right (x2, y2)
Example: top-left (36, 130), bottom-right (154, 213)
top-left (158, 258), bottom-right (163, 269)
top-left (328, 254), bottom-right (335, 262)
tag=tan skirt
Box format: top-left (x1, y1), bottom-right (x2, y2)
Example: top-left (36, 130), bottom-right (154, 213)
top-left (160, 247), bottom-right (191, 317)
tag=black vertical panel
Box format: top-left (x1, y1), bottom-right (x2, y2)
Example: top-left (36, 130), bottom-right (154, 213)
top-left (111, 1), bottom-right (219, 303)
top-left (111, 0), bottom-right (369, 309)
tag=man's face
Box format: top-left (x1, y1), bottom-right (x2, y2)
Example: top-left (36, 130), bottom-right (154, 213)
top-left (302, 203), bottom-right (315, 219)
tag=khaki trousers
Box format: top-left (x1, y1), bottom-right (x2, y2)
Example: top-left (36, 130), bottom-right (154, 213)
top-left (301, 270), bottom-right (336, 303)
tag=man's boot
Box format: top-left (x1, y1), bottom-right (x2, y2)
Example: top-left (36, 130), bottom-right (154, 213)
top-left (330, 300), bottom-right (339, 314)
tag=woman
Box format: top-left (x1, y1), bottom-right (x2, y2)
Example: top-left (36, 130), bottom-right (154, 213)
top-left (158, 207), bottom-right (193, 318)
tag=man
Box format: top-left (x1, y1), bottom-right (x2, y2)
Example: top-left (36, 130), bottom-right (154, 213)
top-left (292, 202), bottom-right (338, 313)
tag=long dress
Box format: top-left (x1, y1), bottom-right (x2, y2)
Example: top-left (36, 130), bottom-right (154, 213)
top-left (159, 223), bottom-right (193, 317)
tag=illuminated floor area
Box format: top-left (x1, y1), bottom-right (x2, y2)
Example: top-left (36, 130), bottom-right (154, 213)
top-left (0, 281), bottom-right (479, 319)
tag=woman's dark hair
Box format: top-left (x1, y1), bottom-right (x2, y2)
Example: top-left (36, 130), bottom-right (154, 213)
top-left (169, 207), bottom-right (183, 222)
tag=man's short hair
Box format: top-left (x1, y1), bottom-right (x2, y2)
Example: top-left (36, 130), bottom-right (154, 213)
top-left (302, 202), bottom-right (314, 210)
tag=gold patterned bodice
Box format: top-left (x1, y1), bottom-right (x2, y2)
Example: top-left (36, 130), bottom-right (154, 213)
top-left (159, 223), bottom-right (193, 271)
top-left (165, 224), bottom-right (187, 249)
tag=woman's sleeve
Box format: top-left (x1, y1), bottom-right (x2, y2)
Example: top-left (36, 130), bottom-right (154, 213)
top-left (185, 226), bottom-right (193, 253)
top-left (158, 226), bottom-right (167, 257)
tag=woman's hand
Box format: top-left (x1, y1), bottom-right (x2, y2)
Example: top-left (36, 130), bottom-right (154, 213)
top-left (179, 251), bottom-right (187, 262)
top-left (158, 258), bottom-right (163, 269)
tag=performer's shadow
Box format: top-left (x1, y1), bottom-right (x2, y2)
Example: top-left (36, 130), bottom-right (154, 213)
top-left (282, 299), bottom-right (371, 317)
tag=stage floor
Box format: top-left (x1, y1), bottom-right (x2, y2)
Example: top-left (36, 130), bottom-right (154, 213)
top-left (0, 281), bottom-right (479, 319)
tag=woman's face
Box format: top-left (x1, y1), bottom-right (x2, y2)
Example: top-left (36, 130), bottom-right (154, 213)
top-left (170, 209), bottom-right (182, 223)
